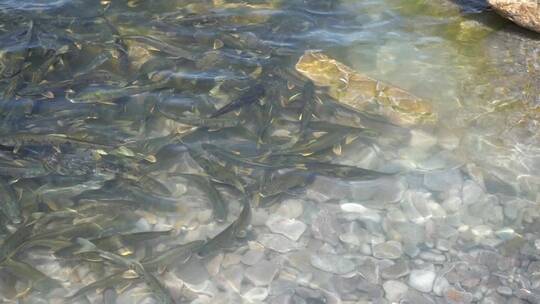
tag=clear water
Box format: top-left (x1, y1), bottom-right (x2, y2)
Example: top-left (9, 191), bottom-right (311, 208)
top-left (0, 0), bottom-right (539, 303)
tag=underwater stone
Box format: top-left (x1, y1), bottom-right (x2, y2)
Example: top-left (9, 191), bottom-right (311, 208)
top-left (310, 254), bottom-right (356, 275)
top-left (408, 268), bottom-right (436, 293)
top-left (265, 214), bottom-right (307, 241)
top-left (257, 233), bottom-right (299, 253)
top-left (245, 260), bottom-right (279, 286)
top-left (383, 280), bottom-right (409, 302)
top-left (373, 241), bottom-right (403, 259)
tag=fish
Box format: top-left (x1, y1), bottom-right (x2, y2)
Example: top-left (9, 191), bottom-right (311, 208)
top-left (74, 238), bottom-right (176, 303)
top-left (258, 170), bottom-right (315, 198)
top-left (0, 133), bottom-right (114, 151)
top-left (121, 35), bottom-right (196, 61)
top-left (157, 111), bottom-right (239, 129)
top-left (271, 129), bottom-right (351, 157)
top-left (171, 173), bottom-right (227, 222)
top-left (209, 84), bottom-right (265, 118)
top-left (0, 177), bottom-right (22, 224)
top-left (299, 162), bottom-right (392, 180)
top-left (197, 197), bottom-right (251, 257)
top-left (68, 271), bottom-right (136, 300)
top-left (141, 240), bottom-right (204, 272)
top-left (1, 258), bottom-right (62, 293)
top-left (188, 147), bottom-right (245, 193)
top-left (67, 79), bottom-right (169, 104)
top-left (299, 80), bottom-right (316, 133)
top-left (0, 223), bottom-right (34, 263)
top-left (201, 143), bottom-right (276, 169)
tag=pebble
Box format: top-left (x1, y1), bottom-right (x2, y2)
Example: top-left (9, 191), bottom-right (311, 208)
top-left (381, 260), bottom-right (410, 279)
top-left (373, 241), bottom-right (403, 259)
top-left (241, 248), bottom-right (265, 266)
top-left (257, 233), bottom-right (299, 253)
top-left (383, 280), bottom-right (409, 302)
top-left (222, 265), bottom-right (243, 292)
top-left (408, 268), bottom-right (436, 293)
top-left (444, 287), bottom-right (473, 304)
top-left (310, 254), bottom-right (356, 275)
top-left (462, 180), bottom-right (484, 205)
top-left (409, 130), bottom-right (438, 149)
top-left (496, 286), bottom-right (513, 296)
top-left (419, 251), bottom-right (446, 263)
top-left (245, 260), bottom-right (280, 286)
top-left (340, 202), bottom-right (381, 222)
top-left (433, 276), bottom-right (450, 297)
top-left (243, 287), bottom-right (269, 303)
top-left (265, 214), bottom-right (307, 241)
top-left (424, 169), bottom-right (462, 192)
top-left (276, 199), bottom-right (304, 218)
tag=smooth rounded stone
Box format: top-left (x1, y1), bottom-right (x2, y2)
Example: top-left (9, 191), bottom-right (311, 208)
top-left (358, 258), bottom-right (380, 284)
top-left (401, 190), bottom-right (434, 224)
top-left (381, 260), bottom-right (410, 280)
top-left (258, 233), bottom-right (300, 253)
top-left (419, 251), bottom-right (446, 263)
top-left (373, 241), bottom-right (403, 260)
top-left (423, 168), bottom-right (463, 192)
top-left (497, 286), bottom-right (513, 296)
top-left (251, 208), bottom-right (270, 226)
top-left (409, 130), bottom-right (437, 149)
top-left (436, 239), bottom-right (451, 251)
top-left (245, 260), bottom-right (280, 286)
top-left (176, 259), bottom-right (210, 285)
top-left (444, 287), bottom-right (473, 304)
top-left (462, 180), bottom-right (484, 205)
top-left (222, 265), bottom-right (244, 292)
top-left (243, 287), bottom-right (269, 303)
top-left (306, 176), bottom-right (352, 203)
top-left (222, 254), bottom-right (243, 268)
top-left (241, 248), bottom-right (265, 266)
top-left (408, 268), bottom-right (436, 293)
top-left (311, 209), bottom-right (341, 245)
top-left (383, 280), bottom-right (409, 302)
top-left (265, 214), bottom-right (307, 241)
top-left (276, 199), bottom-right (304, 218)
top-left (340, 202), bottom-right (381, 222)
top-left (310, 254), bottom-right (355, 275)
top-left (205, 253), bottom-right (223, 276)
top-left (442, 196), bottom-right (462, 213)
top-left (471, 225), bottom-right (493, 237)
top-left (433, 276), bottom-right (450, 297)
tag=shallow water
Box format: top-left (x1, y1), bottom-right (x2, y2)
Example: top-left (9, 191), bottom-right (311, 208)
top-left (0, 0), bottom-right (539, 303)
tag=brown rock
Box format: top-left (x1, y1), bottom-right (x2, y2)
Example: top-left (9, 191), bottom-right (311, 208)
top-left (488, 0), bottom-right (540, 33)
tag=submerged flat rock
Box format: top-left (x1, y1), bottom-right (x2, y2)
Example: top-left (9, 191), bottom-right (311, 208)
top-left (295, 51), bottom-right (437, 126)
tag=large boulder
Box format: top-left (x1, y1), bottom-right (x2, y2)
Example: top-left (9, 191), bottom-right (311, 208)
top-left (487, 0), bottom-right (540, 33)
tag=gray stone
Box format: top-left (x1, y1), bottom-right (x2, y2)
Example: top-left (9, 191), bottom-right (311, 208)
top-left (419, 251), bottom-right (446, 263)
top-left (243, 287), bottom-right (269, 303)
top-left (258, 233), bottom-right (299, 253)
top-left (497, 286), bottom-right (513, 296)
top-left (276, 199), bottom-right (304, 218)
top-left (265, 214), bottom-right (307, 241)
top-left (462, 180), bottom-right (484, 205)
top-left (373, 241), bottom-right (403, 260)
top-left (381, 260), bottom-right (410, 279)
top-left (241, 249), bottom-right (265, 266)
top-left (244, 260), bottom-right (279, 286)
top-left (424, 169), bottom-right (462, 192)
top-left (383, 280), bottom-right (409, 302)
top-left (310, 254), bottom-right (355, 275)
top-left (408, 268), bottom-right (436, 293)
